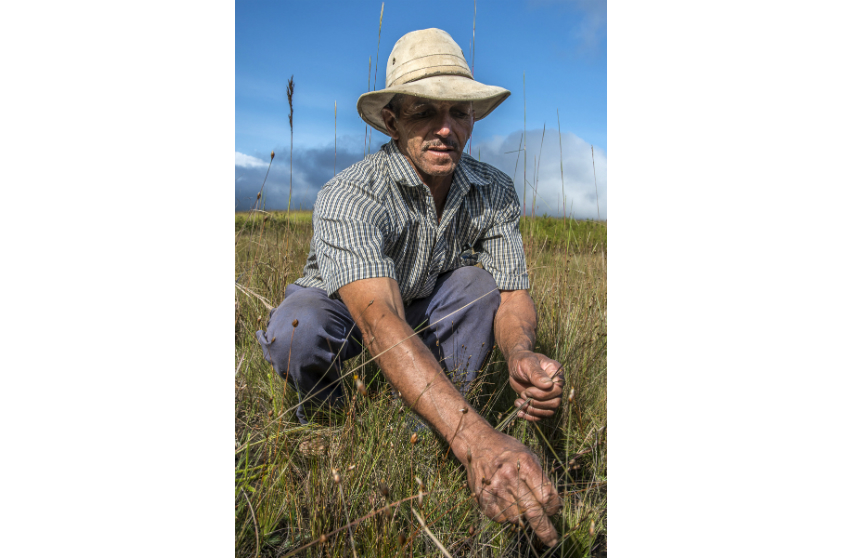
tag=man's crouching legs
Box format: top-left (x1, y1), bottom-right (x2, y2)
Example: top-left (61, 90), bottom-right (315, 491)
top-left (256, 284), bottom-right (363, 424)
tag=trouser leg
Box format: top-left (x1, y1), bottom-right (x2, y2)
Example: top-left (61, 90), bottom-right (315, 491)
top-left (404, 266), bottom-right (501, 396)
top-left (256, 284), bottom-right (362, 424)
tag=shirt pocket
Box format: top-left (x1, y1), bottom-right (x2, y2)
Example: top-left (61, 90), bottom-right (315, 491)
top-left (452, 211), bottom-right (491, 267)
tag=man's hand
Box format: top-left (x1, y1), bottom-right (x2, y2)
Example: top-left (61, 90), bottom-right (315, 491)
top-left (495, 290), bottom-right (564, 422)
top-left (465, 429), bottom-right (561, 546)
top-left (508, 350), bottom-right (564, 422)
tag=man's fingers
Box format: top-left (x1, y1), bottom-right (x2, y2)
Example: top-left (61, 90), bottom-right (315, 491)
top-left (522, 499), bottom-right (559, 546)
top-left (518, 468), bottom-right (561, 545)
top-left (514, 398), bottom-right (556, 420)
top-left (521, 384), bottom-right (563, 402)
top-left (476, 483), bottom-right (507, 523)
top-left (516, 355), bottom-right (555, 388)
top-left (498, 496), bottom-right (522, 524)
top-left (479, 485), bottom-right (522, 525)
top-left (514, 356), bottom-right (564, 401)
top-left (514, 397), bottom-right (561, 411)
top-left (540, 481), bottom-right (562, 516)
top-left (509, 477), bottom-right (559, 546)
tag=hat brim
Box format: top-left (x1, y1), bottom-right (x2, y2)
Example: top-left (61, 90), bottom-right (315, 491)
top-left (357, 75), bottom-right (511, 136)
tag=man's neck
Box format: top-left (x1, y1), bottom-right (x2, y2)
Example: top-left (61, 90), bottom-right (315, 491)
top-left (395, 145), bottom-right (454, 223)
top-left (423, 173), bottom-right (453, 223)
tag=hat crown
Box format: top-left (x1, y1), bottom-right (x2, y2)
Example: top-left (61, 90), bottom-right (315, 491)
top-left (386, 28), bottom-right (473, 88)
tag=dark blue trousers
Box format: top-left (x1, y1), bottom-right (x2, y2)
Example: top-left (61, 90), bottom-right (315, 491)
top-left (256, 266), bottom-right (501, 423)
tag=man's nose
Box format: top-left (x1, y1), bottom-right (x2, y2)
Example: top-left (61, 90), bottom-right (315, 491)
top-left (432, 112), bottom-right (454, 137)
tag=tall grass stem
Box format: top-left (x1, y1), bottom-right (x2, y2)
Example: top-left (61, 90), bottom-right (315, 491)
top-left (591, 145), bottom-right (600, 220)
top-left (557, 109), bottom-right (565, 219)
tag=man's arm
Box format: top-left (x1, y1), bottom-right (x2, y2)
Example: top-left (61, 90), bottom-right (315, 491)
top-left (496, 290), bottom-right (565, 422)
top-left (338, 277), bottom-right (561, 546)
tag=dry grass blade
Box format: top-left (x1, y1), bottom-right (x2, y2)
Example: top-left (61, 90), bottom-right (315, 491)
top-left (238, 488), bottom-right (260, 558)
top-left (557, 109), bottom-right (565, 219)
top-left (591, 144), bottom-right (600, 220)
top-left (235, 282), bottom-right (272, 310)
top-left (411, 507), bottom-right (454, 558)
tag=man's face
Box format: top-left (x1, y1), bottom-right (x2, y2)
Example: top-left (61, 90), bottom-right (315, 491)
top-left (382, 96), bottom-right (474, 184)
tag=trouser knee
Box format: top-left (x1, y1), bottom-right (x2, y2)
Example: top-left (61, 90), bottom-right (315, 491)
top-left (256, 285), bottom-right (360, 422)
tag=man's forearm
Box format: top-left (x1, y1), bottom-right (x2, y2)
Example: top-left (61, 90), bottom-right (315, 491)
top-left (338, 281), bottom-right (494, 464)
top-left (495, 289), bottom-right (538, 361)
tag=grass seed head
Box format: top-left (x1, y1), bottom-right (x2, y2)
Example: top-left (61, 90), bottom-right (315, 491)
top-left (332, 468), bottom-right (340, 484)
top-left (466, 449), bottom-right (472, 464)
top-left (410, 432), bottom-right (418, 445)
top-left (468, 525), bottom-right (475, 536)
top-left (589, 520), bottom-right (596, 536)
top-left (398, 534), bottom-right (407, 546)
top-left (270, 150), bottom-right (275, 161)
top-left (319, 534), bottom-right (327, 544)
top-left (568, 387), bottom-right (575, 402)
top-left (292, 319), bottom-right (299, 327)
top-left (379, 481), bottom-right (390, 498)
top-left (355, 376), bottom-right (367, 396)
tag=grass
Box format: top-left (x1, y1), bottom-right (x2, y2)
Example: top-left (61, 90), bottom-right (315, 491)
top-left (235, 211), bottom-right (607, 557)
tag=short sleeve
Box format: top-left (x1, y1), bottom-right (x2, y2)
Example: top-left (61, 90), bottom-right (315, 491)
top-left (313, 178), bottom-right (396, 297)
top-left (475, 177), bottom-right (529, 291)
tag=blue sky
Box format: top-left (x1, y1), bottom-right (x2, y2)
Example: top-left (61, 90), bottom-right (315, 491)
top-left (236, 0), bottom-right (606, 218)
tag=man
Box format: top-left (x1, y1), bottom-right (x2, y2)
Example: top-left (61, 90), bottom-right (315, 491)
top-left (257, 28), bottom-right (564, 545)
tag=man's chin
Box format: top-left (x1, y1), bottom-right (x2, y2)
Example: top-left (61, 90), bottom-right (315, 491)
top-left (421, 164), bottom-right (457, 178)
top-left (421, 153), bottom-right (459, 172)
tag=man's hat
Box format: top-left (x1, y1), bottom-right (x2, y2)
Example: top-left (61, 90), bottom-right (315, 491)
top-left (357, 28), bottom-right (511, 135)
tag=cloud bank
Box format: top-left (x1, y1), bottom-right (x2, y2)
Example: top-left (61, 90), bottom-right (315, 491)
top-left (235, 135), bottom-right (369, 212)
top-left (473, 129), bottom-right (606, 220)
top-left (236, 130), bottom-right (606, 220)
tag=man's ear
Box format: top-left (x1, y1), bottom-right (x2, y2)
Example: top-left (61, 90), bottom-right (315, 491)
top-left (381, 107), bottom-right (401, 142)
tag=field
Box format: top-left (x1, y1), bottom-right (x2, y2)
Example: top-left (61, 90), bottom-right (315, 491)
top-left (235, 211), bottom-right (607, 557)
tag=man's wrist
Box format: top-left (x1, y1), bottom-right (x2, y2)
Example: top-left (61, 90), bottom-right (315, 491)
top-left (450, 414), bottom-right (497, 464)
top-left (504, 346), bottom-right (533, 367)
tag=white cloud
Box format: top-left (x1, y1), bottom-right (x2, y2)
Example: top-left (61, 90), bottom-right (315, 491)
top-left (235, 151), bottom-right (269, 169)
top-left (474, 129), bottom-right (607, 220)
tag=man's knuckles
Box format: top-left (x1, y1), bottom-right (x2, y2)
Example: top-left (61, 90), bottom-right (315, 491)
top-left (527, 396), bottom-right (562, 410)
top-left (523, 385), bottom-right (563, 401)
top-left (543, 493), bottom-right (561, 516)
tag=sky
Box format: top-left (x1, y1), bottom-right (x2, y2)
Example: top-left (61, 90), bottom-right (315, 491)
top-left (236, 0), bottom-right (607, 219)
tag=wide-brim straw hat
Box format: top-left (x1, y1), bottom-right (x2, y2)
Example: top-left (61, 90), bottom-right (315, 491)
top-left (357, 28), bottom-right (511, 136)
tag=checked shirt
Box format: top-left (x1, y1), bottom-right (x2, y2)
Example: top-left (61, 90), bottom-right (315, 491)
top-left (295, 140), bottom-right (529, 304)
